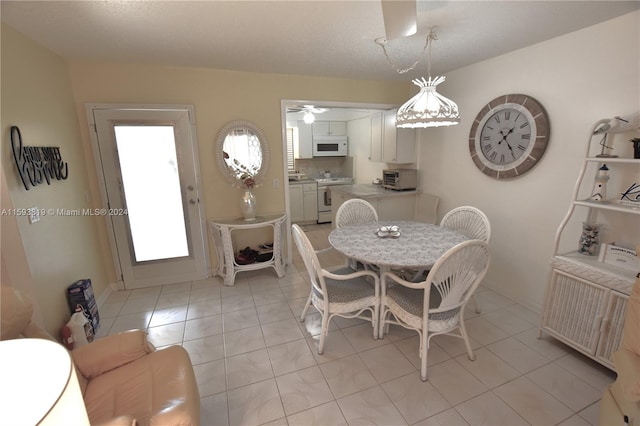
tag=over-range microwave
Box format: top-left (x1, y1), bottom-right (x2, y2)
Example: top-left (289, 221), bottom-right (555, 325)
top-left (312, 136), bottom-right (348, 157)
top-left (383, 168), bottom-right (417, 190)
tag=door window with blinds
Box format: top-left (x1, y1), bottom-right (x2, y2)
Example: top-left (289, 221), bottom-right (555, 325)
top-left (286, 127), bottom-right (295, 171)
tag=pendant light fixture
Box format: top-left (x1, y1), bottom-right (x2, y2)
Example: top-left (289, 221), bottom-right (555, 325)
top-left (394, 29), bottom-right (460, 128)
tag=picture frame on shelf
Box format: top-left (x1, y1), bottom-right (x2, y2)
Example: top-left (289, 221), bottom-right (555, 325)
top-left (598, 242), bottom-right (640, 273)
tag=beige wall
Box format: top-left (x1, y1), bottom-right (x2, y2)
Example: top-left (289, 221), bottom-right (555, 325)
top-left (2, 11), bottom-right (638, 328)
top-left (1, 25), bottom-right (110, 337)
top-left (416, 11), bottom-right (640, 311)
top-left (66, 62), bottom-right (412, 274)
top-left (1, 23), bottom-right (412, 330)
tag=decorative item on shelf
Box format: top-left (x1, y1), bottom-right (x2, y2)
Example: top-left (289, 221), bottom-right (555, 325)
top-left (595, 134), bottom-right (618, 158)
top-left (592, 115), bottom-right (640, 157)
top-left (222, 148), bottom-right (260, 221)
top-left (620, 181), bottom-right (640, 207)
top-left (215, 120), bottom-right (270, 220)
top-left (578, 222), bottom-right (600, 256)
top-left (240, 176), bottom-right (257, 221)
top-left (630, 137), bottom-right (640, 159)
top-left (589, 164), bottom-right (610, 202)
top-left (598, 243), bottom-right (640, 273)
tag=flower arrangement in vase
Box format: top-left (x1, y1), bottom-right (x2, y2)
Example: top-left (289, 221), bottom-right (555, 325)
top-left (224, 151), bottom-right (259, 220)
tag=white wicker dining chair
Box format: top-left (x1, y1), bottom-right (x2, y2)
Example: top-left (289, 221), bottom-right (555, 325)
top-left (335, 198), bottom-right (378, 228)
top-left (379, 239), bottom-right (490, 381)
top-left (439, 206), bottom-right (491, 313)
top-left (440, 206), bottom-right (491, 243)
top-left (293, 224), bottom-right (380, 354)
top-left (335, 198), bottom-right (379, 270)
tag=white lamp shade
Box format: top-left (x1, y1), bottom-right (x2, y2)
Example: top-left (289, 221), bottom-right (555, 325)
top-left (396, 76), bottom-right (460, 128)
top-left (0, 339), bottom-right (89, 425)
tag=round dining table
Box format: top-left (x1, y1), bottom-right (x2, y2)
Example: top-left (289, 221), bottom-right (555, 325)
top-left (328, 220), bottom-right (469, 270)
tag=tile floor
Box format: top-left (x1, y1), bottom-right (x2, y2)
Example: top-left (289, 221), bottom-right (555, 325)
top-left (95, 225), bottom-right (616, 426)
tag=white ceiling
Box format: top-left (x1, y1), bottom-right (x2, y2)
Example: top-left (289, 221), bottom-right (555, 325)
top-left (2, 1), bottom-right (638, 83)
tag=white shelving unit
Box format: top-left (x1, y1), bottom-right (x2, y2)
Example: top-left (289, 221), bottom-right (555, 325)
top-left (540, 116), bottom-right (639, 371)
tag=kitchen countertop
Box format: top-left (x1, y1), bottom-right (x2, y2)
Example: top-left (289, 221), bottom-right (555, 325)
top-left (288, 178), bottom-right (317, 184)
top-left (331, 184), bottom-right (420, 198)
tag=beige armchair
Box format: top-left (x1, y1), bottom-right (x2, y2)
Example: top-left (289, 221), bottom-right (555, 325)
top-left (0, 285), bottom-right (200, 426)
top-left (599, 277), bottom-right (640, 426)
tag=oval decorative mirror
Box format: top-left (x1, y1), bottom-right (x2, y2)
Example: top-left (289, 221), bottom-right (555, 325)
top-left (215, 120), bottom-right (270, 188)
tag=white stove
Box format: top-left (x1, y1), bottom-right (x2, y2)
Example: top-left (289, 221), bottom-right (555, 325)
top-left (316, 177), bottom-right (353, 223)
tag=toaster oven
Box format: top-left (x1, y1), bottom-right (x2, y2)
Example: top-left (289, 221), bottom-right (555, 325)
top-left (383, 169), bottom-right (417, 190)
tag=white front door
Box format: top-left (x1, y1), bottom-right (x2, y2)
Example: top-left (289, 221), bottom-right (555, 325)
top-left (87, 104), bottom-right (208, 289)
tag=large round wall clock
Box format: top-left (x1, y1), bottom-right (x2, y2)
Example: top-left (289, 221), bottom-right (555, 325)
top-left (469, 94), bottom-right (550, 179)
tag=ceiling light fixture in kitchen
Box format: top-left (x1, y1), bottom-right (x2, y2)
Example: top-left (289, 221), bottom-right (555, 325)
top-left (303, 111), bottom-right (315, 124)
top-left (287, 105), bottom-right (328, 125)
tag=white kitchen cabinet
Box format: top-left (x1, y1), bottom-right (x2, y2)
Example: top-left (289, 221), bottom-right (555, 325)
top-left (295, 120), bottom-right (313, 159)
top-left (289, 184), bottom-right (304, 222)
top-left (383, 109), bottom-right (416, 163)
top-left (302, 184), bottom-right (318, 222)
top-left (289, 181), bottom-right (318, 224)
top-left (312, 121), bottom-right (346, 137)
top-left (539, 117), bottom-right (639, 371)
top-left (369, 109), bottom-right (416, 164)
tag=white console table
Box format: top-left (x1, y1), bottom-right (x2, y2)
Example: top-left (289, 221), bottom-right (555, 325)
top-left (208, 214), bottom-right (286, 286)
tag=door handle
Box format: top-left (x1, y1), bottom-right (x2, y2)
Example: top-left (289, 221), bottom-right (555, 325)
top-left (187, 185), bottom-right (195, 191)
top-left (325, 188), bottom-right (332, 205)
top-left (189, 199), bottom-right (197, 205)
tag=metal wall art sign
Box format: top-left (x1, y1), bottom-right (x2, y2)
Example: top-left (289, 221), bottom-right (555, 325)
top-left (10, 126), bottom-right (68, 190)
top-left (620, 182), bottom-right (639, 207)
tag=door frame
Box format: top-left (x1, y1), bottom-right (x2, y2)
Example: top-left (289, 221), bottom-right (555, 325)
top-left (279, 99), bottom-right (398, 265)
top-left (86, 103), bottom-right (210, 289)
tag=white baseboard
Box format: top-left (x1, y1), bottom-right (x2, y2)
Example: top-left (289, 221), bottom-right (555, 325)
top-left (96, 283), bottom-right (114, 309)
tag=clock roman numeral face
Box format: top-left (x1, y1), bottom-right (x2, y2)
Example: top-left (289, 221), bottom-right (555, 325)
top-left (469, 94), bottom-right (550, 179)
top-left (479, 108), bottom-right (532, 166)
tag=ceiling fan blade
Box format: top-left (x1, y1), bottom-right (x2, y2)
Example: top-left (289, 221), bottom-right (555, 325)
top-left (381, 0), bottom-right (417, 40)
top-left (287, 105), bottom-right (328, 114)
